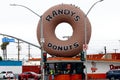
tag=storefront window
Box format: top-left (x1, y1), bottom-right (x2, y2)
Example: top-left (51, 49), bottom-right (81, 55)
top-left (45, 62), bottom-right (84, 75)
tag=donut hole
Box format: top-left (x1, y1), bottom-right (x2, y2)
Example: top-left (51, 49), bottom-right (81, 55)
top-left (55, 22), bottom-right (73, 41)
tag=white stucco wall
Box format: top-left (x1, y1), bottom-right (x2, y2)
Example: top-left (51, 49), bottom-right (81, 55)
top-left (85, 61), bottom-right (120, 73)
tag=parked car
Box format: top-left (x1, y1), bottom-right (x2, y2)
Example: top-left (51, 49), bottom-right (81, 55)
top-left (106, 69), bottom-right (120, 80)
top-left (0, 71), bottom-right (15, 79)
top-left (18, 71), bottom-right (41, 80)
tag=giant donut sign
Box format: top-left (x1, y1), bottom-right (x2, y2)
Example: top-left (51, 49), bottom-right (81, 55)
top-left (37, 4), bottom-right (91, 57)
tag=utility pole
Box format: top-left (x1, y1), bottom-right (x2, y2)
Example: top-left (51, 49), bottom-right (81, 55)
top-left (14, 39), bottom-right (23, 61)
top-left (28, 44), bottom-right (31, 60)
top-left (113, 49), bottom-right (118, 53)
top-left (18, 39), bottom-right (20, 61)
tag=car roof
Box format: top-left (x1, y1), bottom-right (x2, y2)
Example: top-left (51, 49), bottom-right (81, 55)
top-left (1, 71), bottom-right (6, 73)
top-left (109, 69), bottom-right (120, 71)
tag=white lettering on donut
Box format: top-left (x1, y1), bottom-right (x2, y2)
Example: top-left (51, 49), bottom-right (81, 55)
top-left (46, 9), bottom-right (80, 21)
top-left (47, 42), bottom-right (79, 51)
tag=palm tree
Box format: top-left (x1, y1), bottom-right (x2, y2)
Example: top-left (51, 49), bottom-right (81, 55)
top-left (0, 56), bottom-right (2, 60)
top-left (1, 42), bottom-right (9, 60)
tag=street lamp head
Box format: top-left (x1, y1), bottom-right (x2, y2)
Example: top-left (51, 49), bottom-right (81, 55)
top-left (10, 4), bottom-right (17, 6)
top-left (100, 0), bottom-right (104, 2)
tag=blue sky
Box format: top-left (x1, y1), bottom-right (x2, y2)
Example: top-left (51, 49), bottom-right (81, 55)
top-left (0, 0), bottom-right (120, 59)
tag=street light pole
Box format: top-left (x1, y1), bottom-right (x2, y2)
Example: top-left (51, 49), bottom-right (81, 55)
top-left (10, 4), bottom-right (45, 80)
top-left (84, 0), bottom-right (103, 79)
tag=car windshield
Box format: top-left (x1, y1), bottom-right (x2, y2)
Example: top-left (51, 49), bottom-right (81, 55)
top-left (23, 72), bottom-right (37, 75)
top-left (1, 71), bottom-right (6, 73)
top-left (30, 72), bottom-right (37, 74)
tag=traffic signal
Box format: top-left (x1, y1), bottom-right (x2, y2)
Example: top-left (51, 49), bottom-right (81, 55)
top-left (80, 51), bottom-right (85, 61)
top-left (44, 63), bottom-right (50, 74)
top-left (43, 53), bottom-right (47, 62)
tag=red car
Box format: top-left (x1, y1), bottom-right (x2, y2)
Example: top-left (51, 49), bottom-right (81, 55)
top-left (18, 71), bottom-right (41, 80)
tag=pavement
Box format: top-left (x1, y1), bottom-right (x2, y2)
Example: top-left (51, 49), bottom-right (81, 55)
top-left (2, 79), bottom-right (35, 80)
top-left (0, 79), bottom-right (109, 80)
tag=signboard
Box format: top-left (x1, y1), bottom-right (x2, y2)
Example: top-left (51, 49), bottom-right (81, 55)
top-left (2, 37), bottom-right (15, 42)
top-left (83, 44), bottom-right (88, 50)
top-left (91, 61), bottom-right (97, 72)
top-left (91, 67), bottom-right (97, 72)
